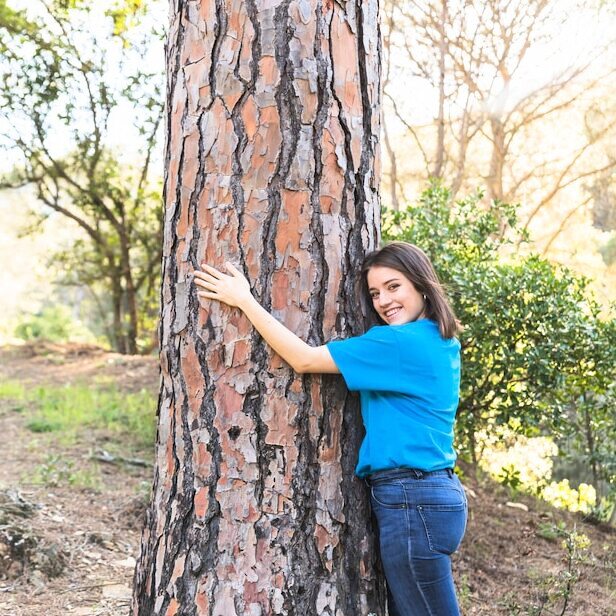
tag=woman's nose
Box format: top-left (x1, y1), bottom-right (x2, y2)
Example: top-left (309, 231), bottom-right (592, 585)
top-left (378, 292), bottom-right (391, 306)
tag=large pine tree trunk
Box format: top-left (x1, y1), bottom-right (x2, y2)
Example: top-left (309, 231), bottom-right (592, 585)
top-left (133, 1), bottom-right (383, 614)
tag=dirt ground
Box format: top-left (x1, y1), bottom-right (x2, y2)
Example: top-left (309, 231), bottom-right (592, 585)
top-left (454, 479), bottom-right (616, 614)
top-left (0, 344), bottom-right (158, 616)
top-left (0, 343), bottom-right (614, 615)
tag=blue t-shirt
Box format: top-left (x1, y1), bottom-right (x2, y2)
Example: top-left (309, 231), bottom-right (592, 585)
top-left (326, 319), bottom-right (460, 478)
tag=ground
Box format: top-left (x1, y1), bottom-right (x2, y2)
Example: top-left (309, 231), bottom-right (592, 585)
top-left (0, 344), bottom-right (157, 616)
top-left (0, 343), bottom-right (614, 615)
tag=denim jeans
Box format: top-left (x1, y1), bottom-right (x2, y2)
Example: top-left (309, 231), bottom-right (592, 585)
top-left (367, 468), bottom-right (467, 616)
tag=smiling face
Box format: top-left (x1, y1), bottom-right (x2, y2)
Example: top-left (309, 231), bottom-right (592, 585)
top-left (366, 265), bottom-right (426, 325)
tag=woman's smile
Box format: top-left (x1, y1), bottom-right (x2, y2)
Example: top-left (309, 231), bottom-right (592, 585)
top-left (384, 306), bottom-right (402, 321)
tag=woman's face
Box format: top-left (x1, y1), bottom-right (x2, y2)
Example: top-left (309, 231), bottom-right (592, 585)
top-left (366, 266), bottom-right (426, 325)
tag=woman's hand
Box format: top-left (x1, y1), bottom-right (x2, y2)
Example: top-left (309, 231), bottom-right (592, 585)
top-left (193, 262), bottom-right (253, 309)
top-left (193, 261), bottom-right (339, 374)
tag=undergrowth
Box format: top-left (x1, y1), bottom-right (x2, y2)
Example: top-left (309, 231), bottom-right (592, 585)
top-left (0, 379), bottom-right (156, 451)
top-left (501, 522), bottom-right (591, 615)
top-left (29, 454), bottom-right (101, 489)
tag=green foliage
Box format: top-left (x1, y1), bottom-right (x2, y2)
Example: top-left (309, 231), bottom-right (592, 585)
top-left (456, 574), bottom-right (472, 613)
top-left (536, 520), bottom-right (568, 542)
top-left (13, 305), bottom-right (94, 343)
top-left (26, 417), bottom-right (61, 433)
top-left (554, 352), bottom-right (616, 505)
top-left (588, 166), bottom-right (616, 267)
top-left (544, 292), bottom-right (616, 509)
top-left (106, 0), bottom-right (147, 39)
top-left (383, 184), bottom-right (616, 503)
top-left (478, 430), bottom-right (556, 494)
top-left (587, 497), bottom-right (616, 524)
top-left (0, 379), bottom-right (156, 450)
top-left (498, 464), bottom-right (523, 492)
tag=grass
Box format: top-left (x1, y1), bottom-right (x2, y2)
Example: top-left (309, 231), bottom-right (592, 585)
top-left (0, 380), bottom-right (27, 400)
top-left (0, 379), bottom-right (156, 451)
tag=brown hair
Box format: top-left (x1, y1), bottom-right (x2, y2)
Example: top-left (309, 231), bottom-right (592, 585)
top-left (360, 241), bottom-right (460, 339)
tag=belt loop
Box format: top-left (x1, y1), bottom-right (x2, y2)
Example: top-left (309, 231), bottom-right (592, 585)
top-left (447, 468), bottom-right (453, 478)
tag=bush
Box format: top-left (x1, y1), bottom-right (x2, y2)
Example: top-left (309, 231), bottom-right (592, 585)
top-left (383, 183), bottom-right (616, 505)
top-left (14, 305), bottom-right (94, 343)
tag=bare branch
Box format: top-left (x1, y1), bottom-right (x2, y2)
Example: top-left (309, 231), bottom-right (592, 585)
top-left (523, 139), bottom-right (616, 233)
top-left (384, 90), bottom-right (432, 176)
top-left (541, 195), bottom-right (593, 254)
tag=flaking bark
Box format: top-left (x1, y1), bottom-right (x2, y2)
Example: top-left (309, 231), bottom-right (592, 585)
top-left (133, 1), bottom-right (384, 614)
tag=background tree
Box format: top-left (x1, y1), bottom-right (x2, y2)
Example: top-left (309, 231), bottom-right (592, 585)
top-left (588, 99), bottom-right (616, 285)
top-left (0, 0), bottom-right (165, 353)
top-left (132, 0), bottom-right (385, 614)
top-left (381, 0), bottom-right (616, 258)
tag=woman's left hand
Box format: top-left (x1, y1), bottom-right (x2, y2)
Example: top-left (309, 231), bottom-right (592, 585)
top-left (193, 262), bottom-right (253, 309)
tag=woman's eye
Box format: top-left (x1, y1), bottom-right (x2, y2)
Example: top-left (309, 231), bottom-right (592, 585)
top-left (388, 285), bottom-right (399, 291)
top-left (370, 293), bottom-right (378, 299)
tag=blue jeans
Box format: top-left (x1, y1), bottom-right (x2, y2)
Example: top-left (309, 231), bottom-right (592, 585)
top-left (367, 468), bottom-right (467, 616)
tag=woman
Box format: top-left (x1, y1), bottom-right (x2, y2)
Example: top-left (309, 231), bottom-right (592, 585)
top-left (193, 241), bottom-right (467, 616)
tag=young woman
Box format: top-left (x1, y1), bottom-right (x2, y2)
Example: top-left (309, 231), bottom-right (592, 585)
top-left (193, 241), bottom-right (467, 616)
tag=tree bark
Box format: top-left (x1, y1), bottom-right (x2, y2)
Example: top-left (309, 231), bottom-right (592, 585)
top-left (132, 0), bottom-right (384, 614)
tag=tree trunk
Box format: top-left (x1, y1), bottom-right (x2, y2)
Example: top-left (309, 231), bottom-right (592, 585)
top-left (383, 115), bottom-right (400, 211)
top-left (432, 0), bottom-right (447, 180)
top-left (132, 1), bottom-right (384, 614)
top-left (487, 114), bottom-right (505, 203)
top-left (122, 247), bottom-right (140, 355)
top-left (111, 273), bottom-right (127, 355)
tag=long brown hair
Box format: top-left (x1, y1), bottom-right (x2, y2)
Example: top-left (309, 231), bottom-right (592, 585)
top-left (360, 241), bottom-right (460, 339)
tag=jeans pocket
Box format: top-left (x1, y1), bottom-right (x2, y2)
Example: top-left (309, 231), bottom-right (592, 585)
top-left (370, 482), bottom-right (406, 509)
top-left (417, 502), bottom-right (467, 555)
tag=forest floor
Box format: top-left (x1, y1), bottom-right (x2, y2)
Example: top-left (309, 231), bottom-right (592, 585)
top-left (0, 343), bottom-right (614, 616)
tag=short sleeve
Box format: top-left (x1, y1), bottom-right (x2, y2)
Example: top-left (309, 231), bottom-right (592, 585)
top-left (326, 326), bottom-right (401, 392)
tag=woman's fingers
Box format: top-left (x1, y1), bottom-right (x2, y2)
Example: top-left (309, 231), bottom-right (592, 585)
top-left (193, 270), bottom-right (217, 284)
top-left (194, 262), bottom-right (249, 308)
top-left (193, 275), bottom-right (215, 290)
top-left (200, 263), bottom-right (222, 277)
top-left (194, 264), bottom-right (226, 288)
top-left (194, 278), bottom-right (217, 291)
top-left (225, 261), bottom-right (241, 276)
top-left (193, 271), bottom-right (214, 280)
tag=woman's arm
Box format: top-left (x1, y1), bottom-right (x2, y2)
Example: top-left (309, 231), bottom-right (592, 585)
top-left (193, 262), bottom-right (339, 374)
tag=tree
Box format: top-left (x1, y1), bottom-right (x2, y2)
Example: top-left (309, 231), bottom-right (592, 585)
top-left (132, 1), bottom-right (385, 614)
top-left (0, 0), bottom-right (164, 353)
top-left (381, 0), bottom-right (616, 253)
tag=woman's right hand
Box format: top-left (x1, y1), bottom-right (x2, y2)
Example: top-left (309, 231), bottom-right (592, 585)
top-left (193, 262), bottom-right (253, 309)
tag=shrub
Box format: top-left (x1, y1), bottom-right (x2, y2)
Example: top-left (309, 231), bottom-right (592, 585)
top-left (14, 305), bottom-right (94, 343)
top-left (383, 183), bottom-right (616, 507)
